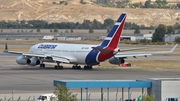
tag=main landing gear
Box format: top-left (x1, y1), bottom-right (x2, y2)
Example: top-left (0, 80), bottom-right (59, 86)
top-left (72, 65), bottom-right (81, 69)
top-left (72, 65), bottom-right (93, 70)
top-left (40, 63), bottom-right (45, 68)
top-left (84, 65), bottom-right (92, 69)
top-left (39, 62), bottom-right (93, 70)
top-left (54, 62), bottom-right (63, 69)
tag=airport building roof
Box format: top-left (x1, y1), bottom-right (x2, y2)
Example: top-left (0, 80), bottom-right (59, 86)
top-left (54, 80), bottom-right (151, 88)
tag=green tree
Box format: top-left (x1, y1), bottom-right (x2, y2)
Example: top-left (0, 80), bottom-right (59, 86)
top-left (116, 0), bottom-right (130, 8)
top-left (29, 29), bottom-right (33, 32)
top-left (52, 2), bottom-right (56, 4)
top-left (144, 0), bottom-right (151, 8)
top-left (65, 29), bottom-right (69, 33)
top-left (64, 2), bottom-right (68, 5)
top-left (177, 30), bottom-right (180, 34)
top-left (1, 29), bottom-right (3, 32)
top-left (134, 25), bottom-right (141, 34)
top-left (89, 27), bottom-right (94, 33)
top-left (60, 1), bottom-right (64, 4)
top-left (152, 24), bottom-right (166, 42)
top-left (80, 0), bottom-right (86, 4)
top-left (37, 28), bottom-right (40, 32)
top-left (142, 94), bottom-right (155, 101)
top-left (107, 28), bottom-right (110, 33)
top-left (70, 28), bottom-right (73, 33)
top-left (139, 39), bottom-right (151, 44)
top-left (92, 19), bottom-right (102, 29)
top-left (54, 28), bottom-right (58, 33)
top-left (103, 18), bottom-right (114, 29)
top-left (175, 37), bottom-right (180, 43)
top-left (177, 4), bottom-right (180, 8)
top-left (166, 25), bottom-right (175, 34)
top-left (54, 84), bottom-right (77, 101)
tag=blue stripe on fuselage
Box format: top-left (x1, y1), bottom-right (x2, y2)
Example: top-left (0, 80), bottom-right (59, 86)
top-left (85, 49), bottom-right (99, 65)
top-left (85, 45), bottom-right (105, 65)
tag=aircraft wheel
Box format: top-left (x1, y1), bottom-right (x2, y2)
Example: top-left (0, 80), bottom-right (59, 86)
top-left (84, 65), bottom-right (92, 69)
top-left (59, 66), bottom-right (63, 69)
top-left (89, 66), bottom-right (92, 69)
top-left (77, 66), bottom-right (81, 69)
top-left (84, 66), bottom-right (87, 69)
top-left (40, 64), bottom-right (45, 68)
top-left (54, 66), bottom-right (58, 69)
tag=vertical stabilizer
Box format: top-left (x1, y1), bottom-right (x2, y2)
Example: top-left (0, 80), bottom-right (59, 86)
top-left (100, 13), bottom-right (127, 50)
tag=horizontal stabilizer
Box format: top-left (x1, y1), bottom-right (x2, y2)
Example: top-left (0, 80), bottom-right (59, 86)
top-left (92, 47), bottom-right (113, 53)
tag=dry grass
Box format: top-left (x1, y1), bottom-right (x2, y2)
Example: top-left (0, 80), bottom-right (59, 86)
top-left (0, 0), bottom-right (179, 26)
top-left (100, 60), bottom-right (180, 71)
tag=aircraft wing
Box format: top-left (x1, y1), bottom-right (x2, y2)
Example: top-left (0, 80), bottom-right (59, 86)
top-left (4, 51), bottom-right (22, 54)
top-left (115, 52), bottom-right (152, 58)
top-left (51, 55), bottom-right (70, 63)
top-left (115, 44), bottom-right (178, 58)
top-left (120, 47), bottom-right (149, 52)
top-left (23, 52), bottom-right (72, 63)
top-left (23, 52), bottom-right (46, 57)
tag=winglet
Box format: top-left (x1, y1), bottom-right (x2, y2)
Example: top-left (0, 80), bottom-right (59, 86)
top-left (157, 44), bottom-right (178, 54)
top-left (170, 44), bottom-right (178, 52)
top-left (3, 42), bottom-right (8, 52)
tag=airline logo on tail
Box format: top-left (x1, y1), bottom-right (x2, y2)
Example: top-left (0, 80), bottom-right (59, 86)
top-left (85, 13), bottom-right (127, 65)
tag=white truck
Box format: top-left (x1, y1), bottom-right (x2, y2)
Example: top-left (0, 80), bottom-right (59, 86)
top-left (36, 93), bottom-right (57, 101)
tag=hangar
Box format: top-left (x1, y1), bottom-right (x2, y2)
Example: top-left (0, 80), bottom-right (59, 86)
top-left (54, 78), bottom-right (180, 101)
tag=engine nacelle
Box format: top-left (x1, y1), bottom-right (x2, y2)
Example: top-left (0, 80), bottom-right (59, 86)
top-left (28, 57), bottom-right (40, 66)
top-left (108, 57), bottom-right (125, 65)
top-left (16, 55), bottom-right (30, 65)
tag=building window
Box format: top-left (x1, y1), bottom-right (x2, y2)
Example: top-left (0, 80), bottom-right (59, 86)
top-left (168, 98), bottom-right (178, 101)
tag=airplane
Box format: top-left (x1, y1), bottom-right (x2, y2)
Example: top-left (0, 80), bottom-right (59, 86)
top-left (3, 13), bottom-right (178, 70)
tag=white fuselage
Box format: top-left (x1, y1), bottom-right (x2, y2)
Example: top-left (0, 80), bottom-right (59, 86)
top-left (29, 43), bottom-right (97, 64)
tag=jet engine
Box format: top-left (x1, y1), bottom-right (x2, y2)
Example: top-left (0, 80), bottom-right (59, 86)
top-left (108, 57), bottom-right (125, 65)
top-left (28, 57), bottom-right (40, 66)
top-left (16, 55), bottom-right (30, 65)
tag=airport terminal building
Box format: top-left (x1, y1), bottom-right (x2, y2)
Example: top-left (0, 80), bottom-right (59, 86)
top-left (148, 78), bottom-right (180, 101)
